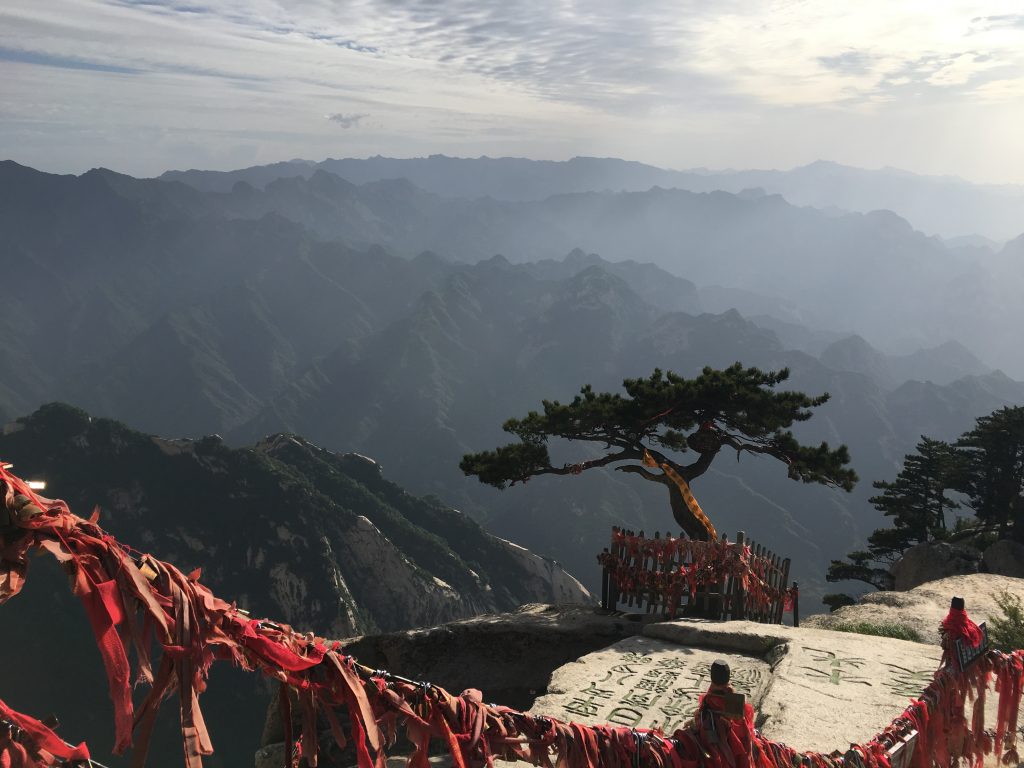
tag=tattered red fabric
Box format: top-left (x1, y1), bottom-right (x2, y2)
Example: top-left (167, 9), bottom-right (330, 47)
top-left (2, 462), bottom-right (1024, 768)
top-left (0, 698), bottom-right (90, 765)
top-left (942, 607), bottom-right (983, 649)
top-left (598, 532), bottom-right (793, 620)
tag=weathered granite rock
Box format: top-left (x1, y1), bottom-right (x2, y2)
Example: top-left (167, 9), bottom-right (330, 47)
top-left (806, 573), bottom-right (1024, 644)
top-left (529, 635), bottom-right (770, 733)
top-left (261, 604), bottom-right (658, 747)
top-left (891, 542), bottom-right (981, 591)
top-left (259, 590), bottom-right (1024, 767)
top-left (495, 537), bottom-right (593, 604)
top-left (983, 539), bottom-right (1024, 578)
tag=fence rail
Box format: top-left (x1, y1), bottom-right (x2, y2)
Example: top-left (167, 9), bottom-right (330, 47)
top-left (598, 527), bottom-right (798, 626)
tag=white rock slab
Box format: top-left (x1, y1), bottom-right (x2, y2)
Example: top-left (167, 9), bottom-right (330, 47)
top-left (643, 620), bottom-right (946, 752)
top-left (529, 635), bottom-right (770, 734)
top-left (761, 634), bottom-right (942, 753)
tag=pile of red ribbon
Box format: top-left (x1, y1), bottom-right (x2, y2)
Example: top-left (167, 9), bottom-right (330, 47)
top-left (2, 463), bottom-right (1022, 768)
top-left (598, 531), bottom-right (793, 619)
top-left (0, 699), bottom-right (90, 766)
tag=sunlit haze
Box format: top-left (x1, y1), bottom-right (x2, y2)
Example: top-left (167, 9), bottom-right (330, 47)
top-left (3, 0), bottom-right (1024, 181)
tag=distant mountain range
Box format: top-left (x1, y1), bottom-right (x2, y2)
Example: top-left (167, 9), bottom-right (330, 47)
top-left (4, 153), bottom-right (1024, 768)
top-left (161, 155), bottom-right (1024, 242)
top-left (5, 159), bottom-right (1023, 375)
top-left (0, 403), bottom-right (585, 767)
top-left (2, 159), bottom-right (1023, 612)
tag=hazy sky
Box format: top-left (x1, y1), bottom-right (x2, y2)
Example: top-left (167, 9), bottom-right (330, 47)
top-left (2, 1), bottom-right (1024, 182)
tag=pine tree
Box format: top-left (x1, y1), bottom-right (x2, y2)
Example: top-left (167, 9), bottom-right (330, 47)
top-left (955, 406), bottom-right (1024, 539)
top-left (826, 407), bottom-right (1024, 601)
top-left (867, 436), bottom-right (961, 555)
top-left (460, 364), bottom-right (856, 538)
top-left (826, 436), bottom-right (959, 595)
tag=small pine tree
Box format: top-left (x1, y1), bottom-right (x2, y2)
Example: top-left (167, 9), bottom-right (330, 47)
top-left (827, 406), bottom-right (1024, 594)
top-left (989, 590), bottom-right (1024, 652)
top-left (827, 437), bottom-right (958, 590)
top-left (822, 593), bottom-right (857, 612)
top-left (955, 406), bottom-right (1024, 540)
top-left (868, 436), bottom-right (961, 555)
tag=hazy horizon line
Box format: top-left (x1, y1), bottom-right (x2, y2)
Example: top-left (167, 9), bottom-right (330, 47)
top-left (6, 153), bottom-right (1024, 189)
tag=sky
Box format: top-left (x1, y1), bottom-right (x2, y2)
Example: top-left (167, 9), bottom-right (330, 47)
top-left (2, 1), bottom-right (1024, 182)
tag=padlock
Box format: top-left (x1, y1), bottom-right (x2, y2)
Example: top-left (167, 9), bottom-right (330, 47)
top-left (17, 503), bottom-right (43, 522)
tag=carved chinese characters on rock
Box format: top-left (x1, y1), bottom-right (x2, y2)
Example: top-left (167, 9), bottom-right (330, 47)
top-left (559, 645), bottom-right (767, 734)
top-left (882, 664), bottom-right (935, 698)
top-left (798, 647), bottom-right (873, 686)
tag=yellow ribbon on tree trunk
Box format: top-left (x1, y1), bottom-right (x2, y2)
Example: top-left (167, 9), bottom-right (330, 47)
top-left (643, 449), bottom-right (718, 540)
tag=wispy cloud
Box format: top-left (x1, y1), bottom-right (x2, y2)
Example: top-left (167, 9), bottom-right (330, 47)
top-left (971, 14), bottom-right (1024, 31)
top-left (326, 112), bottom-right (367, 129)
top-left (818, 51), bottom-right (877, 77)
top-left (1, 0), bottom-right (1023, 182)
top-left (0, 45), bottom-right (140, 74)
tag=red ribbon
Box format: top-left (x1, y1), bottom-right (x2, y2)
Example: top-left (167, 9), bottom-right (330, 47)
top-left (3, 463), bottom-right (1024, 768)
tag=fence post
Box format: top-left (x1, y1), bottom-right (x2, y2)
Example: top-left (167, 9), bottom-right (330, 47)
top-left (771, 554), bottom-right (782, 624)
top-left (647, 532), bottom-right (660, 614)
top-left (609, 528), bottom-right (621, 610)
top-left (601, 547), bottom-right (610, 610)
top-left (712, 533), bottom-right (728, 620)
top-left (791, 582), bottom-right (800, 628)
top-left (733, 532), bottom-right (746, 621)
top-left (777, 558), bottom-right (791, 624)
top-left (752, 542), bottom-right (763, 622)
top-left (628, 530), bottom-right (643, 609)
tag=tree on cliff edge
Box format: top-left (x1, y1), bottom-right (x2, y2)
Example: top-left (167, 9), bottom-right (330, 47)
top-left (955, 405), bottom-right (1024, 540)
top-left (460, 364), bottom-right (857, 539)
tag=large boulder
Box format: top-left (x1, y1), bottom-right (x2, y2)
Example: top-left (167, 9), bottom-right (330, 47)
top-left (891, 541), bottom-right (981, 591)
top-left (806, 573), bottom-right (1024, 644)
top-left (983, 539), bottom-right (1024, 578)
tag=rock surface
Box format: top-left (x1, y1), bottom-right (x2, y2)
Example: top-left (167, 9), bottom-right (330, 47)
top-left (530, 635), bottom-right (770, 734)
top-left (259, 581), bottom-right (1024, 766)
top-left (261, 604), bottom-right (661, 747)
top-left (601, 621), bottom-right (946, 754)
top-left (890, 542), bottom-right (981, 591)
top-left (805, 573), bottom-right (1023, 644)
top-left (984, 540), bottom-right (1024, 578)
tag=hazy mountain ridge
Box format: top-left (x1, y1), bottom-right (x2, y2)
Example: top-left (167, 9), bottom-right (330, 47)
top-left (160, 155), bottom-right (1024, 241)
top-left (105, 159), bottom-right (1024, 375)
top-left (3, 159), bottom-right (1023, 608)
top-left (16, 159), bottom-right (1022, 374)
top-left (819, 336), bottom-right (991, 388)
top-left (223, 257), bottom-right (1023, 606)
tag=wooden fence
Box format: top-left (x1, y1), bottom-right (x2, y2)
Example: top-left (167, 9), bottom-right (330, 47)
top-left (598, 527), bottom-right (799, 626)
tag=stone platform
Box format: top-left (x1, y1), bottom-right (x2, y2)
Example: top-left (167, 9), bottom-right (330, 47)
top-left (530, 634), bottom-right (771, 734)
top-left (257, 600), bottom-right (1023, 767)
top-left (642, 620), bottom-right (943, 753)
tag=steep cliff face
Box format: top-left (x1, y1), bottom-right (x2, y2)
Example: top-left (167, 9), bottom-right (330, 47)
top-left (0, 404), bottom-right (589, 767)
top-left (0, 405), bottom-right (589, 633)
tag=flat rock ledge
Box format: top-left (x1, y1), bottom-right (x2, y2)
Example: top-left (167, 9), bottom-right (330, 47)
top-left (258, 595), bottom-right (1022, 767)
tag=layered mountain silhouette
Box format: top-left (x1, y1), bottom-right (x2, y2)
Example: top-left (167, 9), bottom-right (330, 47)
top-left (162, 155), bottom-right (1024, 241)
top-left (7, 160), bottom-right (1024, 375)
top-left (1, 159), bottom-right (1022, 610)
